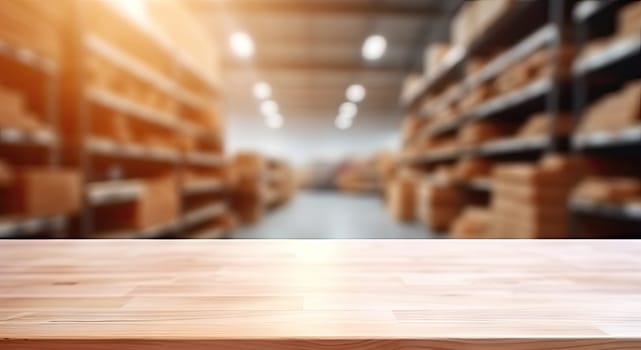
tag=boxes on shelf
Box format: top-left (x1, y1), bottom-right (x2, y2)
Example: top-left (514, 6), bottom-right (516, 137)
top-left (402, 116), bottom-right (425, 143)
top-left (618, 1), bottom-right (641, 37)
top-left (401, 74), bottom-right (424, 104)
top-left (451, 207), bottom-right (492, 238)
top-left (0, 160), bottom-right (13, 185)
top-left (416, 177), bottom-right (461, 231)
top-left (424, 43), bottom-right (452, 78)
top-left (459, 120), bottom-right (516, 147)
top-left (518, 112), bottom-right (573, 138)
top-left (452, 0), bottom-right (514, 48)
top-left (0, 0), bottom-right (64, 62)
top-left (491, 154), bottom-right (584, 238)
top-left (387, 169), bottom-right (419, 222)
top-left (453, 157), bottom-right (493, 182)
top-left (0, 86), bottom-right (45, 131)
top-left (578, 80), bottom-right (641, 135)
top-left (138, 176), bottom-right (180, 229)
top-left (572, 177), bottom-right (641, 204)
top-left (0, 168), bottom-right (82, 217)
top-left (95, 175), bottom-right (180, 231)
top-left (460, 83), bottom-right (493, 114)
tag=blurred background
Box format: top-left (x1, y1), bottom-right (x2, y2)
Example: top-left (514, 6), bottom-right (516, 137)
top-left (0, 0), bottom-right (640, 239)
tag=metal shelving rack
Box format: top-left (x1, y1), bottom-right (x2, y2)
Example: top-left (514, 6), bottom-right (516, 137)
top-left (0, 35), bottom-right (68, 238)
top-left (570, 0), bottom-right (641, 236)
top-left (404, 0), bottom-right (569, 163)
top-left (399, 0), bottom-right (576, 234)
top-left (66, 0), bottom-right (229, 238)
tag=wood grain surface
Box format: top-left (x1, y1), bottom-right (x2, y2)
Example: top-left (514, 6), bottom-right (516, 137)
top-left (1, 240), bottom-right (640, 349)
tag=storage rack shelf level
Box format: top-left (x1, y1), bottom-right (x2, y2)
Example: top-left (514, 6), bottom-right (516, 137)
top-left (570, 0), bottom-right (641, 236)
top-left (72, 0), bottom-right (228, 238)
top-left (0, 36), bottom-right (68, 238)
top-left (400, 0), bottom-right (573, 236)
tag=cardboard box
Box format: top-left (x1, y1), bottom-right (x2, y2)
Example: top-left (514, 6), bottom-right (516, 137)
top-left (402, 116), bottom-right (425, 141)
top-left (452, 0), bottom-right (514, 48)
top-left (424, 43), bottom-right (451, 77)
top-left (94, 176), bottom-right (180, 231)
top-left (137, 176), bottom-right (179, 229)
top-left (0, 160), bottom-right (13, 186)
top-left (579, 80), bottom-right (641, 134)
top-left (451, 207), bottom-right (492, 239)
top-left (387, 175), bottom-right (417, 222)
top-left (572, 177), bottom-right (641, 203)
top-left (619, 1), bottom-right (641, 36)
top-left (415, 179), bottom-right (460, 230)
top-left (459, 121), bottom-right (514, 147)
top-left (419, 206), bottom-right (460, 231)
top-left (519, 113), bottom-right (574, 137)
top-left (493, 214), bottom-right (569, 239)
top-left (453, 158), bottom-right (493, 182)
top-left (1, 168), bottom-right (82, 217)
top-left (494, 156), bottom-right (582, 188)
top-left (495, 181), bottom-right (572, 204)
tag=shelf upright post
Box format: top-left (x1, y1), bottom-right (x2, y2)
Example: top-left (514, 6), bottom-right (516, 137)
top-left (546, 0), bottom-right (564, 154)
top-left (73, 0), bottom-right (94, 238)
top-left (570, 3), bottom-right (590, 239)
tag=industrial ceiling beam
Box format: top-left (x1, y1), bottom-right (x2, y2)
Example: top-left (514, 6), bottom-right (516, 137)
top-left (191, 0), bottom-right (441, 17)
top-left (223, 60), bottom-right (406, 73)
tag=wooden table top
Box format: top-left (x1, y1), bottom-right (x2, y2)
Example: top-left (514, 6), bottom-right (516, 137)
top-left (1, 240), bottom-right (640, 349)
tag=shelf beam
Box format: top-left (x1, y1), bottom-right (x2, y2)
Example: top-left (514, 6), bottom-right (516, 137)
top-left (193, 0), bottom-right (441, 17)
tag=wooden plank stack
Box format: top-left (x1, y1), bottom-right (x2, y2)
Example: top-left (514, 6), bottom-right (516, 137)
top-left (492, 155), bottom-right (584, 238)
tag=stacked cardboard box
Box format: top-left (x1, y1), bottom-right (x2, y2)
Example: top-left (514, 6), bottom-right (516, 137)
top-left (401, 116), bottom-right (426, 145)
top-left (451, 207), bottom-right (492, 238)
top-left (0, 167), bottom-right (81, 217)
top-left (518, 113), bottom-right (573, 138)
top-left (387, 170), bottom-right (419, 222)
top-left (459, 120), bottom-right (518, 147)
top-left (453, 157), bottom-right (493, 182)
top-left (0, 160), bottom-right (13, 185)
top-left (423, 43), bottom-right (452, 78)
top-left (452, 0), bottom-right (514, 48)
top-left (618, 1), bottom-right (641, 37)
top-left (578, 81), bottom-right (641, 135)
top-left (572, 177), bottom-right (641, 204)
top-left (94, 175), bottom-right (180, 232)
top-left (460, 83), bottom-right (493, 114)
top-left (492, 155), bottom-right (583, 238)
top-left (0, 0), bottom-right (64, 62)
top-left (416, 178), bottom-right (460, 231)
top-left (229, 152), bottom-right (267, 224)
top-left (401, 74), bottom-right (424, 105)
top-left (0, 86), bottom-right (46, 131)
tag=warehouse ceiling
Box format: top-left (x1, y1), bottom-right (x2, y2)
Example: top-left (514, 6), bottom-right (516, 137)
top-left (189, 0), bottom-right (460, 164)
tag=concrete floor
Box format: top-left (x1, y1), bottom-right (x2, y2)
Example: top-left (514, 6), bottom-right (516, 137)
top-left (229, 190), bottom-right (435, 239)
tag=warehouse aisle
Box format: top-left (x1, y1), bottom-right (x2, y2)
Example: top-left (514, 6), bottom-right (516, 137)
top-left (230, 191), bottom-right (434, 239)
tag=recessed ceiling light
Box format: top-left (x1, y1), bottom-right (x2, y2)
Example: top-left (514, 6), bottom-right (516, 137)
top-left (339, 102), bottom-right (358, 119)
top-left (346, 84), bottom-right (366, 103)
top-left (260, 100), bottom-right (279, 117)
top-left (229, 31), bottom-right (254, 59)
top-left (266, 114), bottom-right (284, 129)
top-left (362, 35), bottom-right (387, 61)
top-left (335, 116), bottom-right (352, 130)
top-left (253, 82), bottom-right (271, 100)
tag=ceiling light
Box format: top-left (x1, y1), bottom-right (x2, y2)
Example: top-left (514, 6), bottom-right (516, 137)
top-left (266, 114), bottom-right (284, 129)
top-left (335, 116), bottom-right (352, 130)
top-left (339, 102), bottom-right (358, 119)
top-left (253, 82), bottom-right (271, 100)
top-left (229, 31), bottom-right (254, 59)
top-left (362, 35), bottom-right (387, 61)
top-left (346, 84), bottom-right (366, 103)
top-left (260, 100), bottom-right (279, 117)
